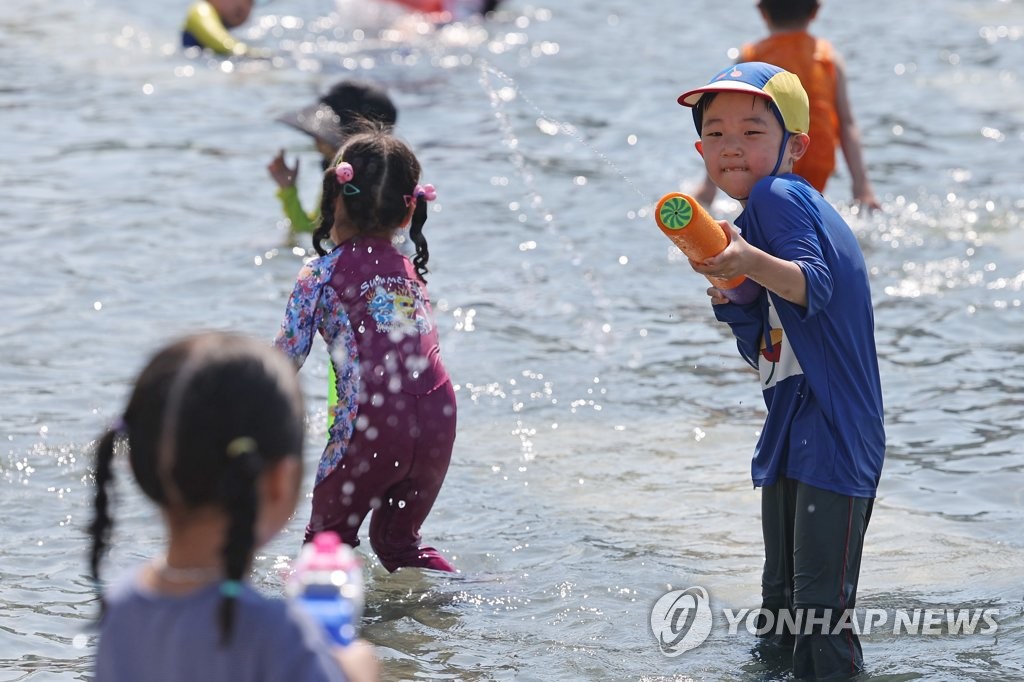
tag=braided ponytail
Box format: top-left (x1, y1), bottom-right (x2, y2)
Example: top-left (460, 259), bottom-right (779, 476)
top-left (86, 333), bottom-right (306, 647)
top-left (313, 169), bottom-right (341, 257)
top-left (89, 426), bottom-right (121, 586)
top-left (409, 192), bottom-right (430, 282)
top-left (217, 437), bottom-right (261, 644)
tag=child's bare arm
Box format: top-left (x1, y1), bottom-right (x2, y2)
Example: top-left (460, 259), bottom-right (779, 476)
top-left (834, 56), bottom-right (881, 210)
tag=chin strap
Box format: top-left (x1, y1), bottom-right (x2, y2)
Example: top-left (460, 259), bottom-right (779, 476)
top-left (769, 131), bottom-right (792, 177)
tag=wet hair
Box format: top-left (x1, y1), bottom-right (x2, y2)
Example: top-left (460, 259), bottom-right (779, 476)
top-left (757, 0), bottom-right (819, 26)
top-left (88, 332), bottom-right (305, 645)
top-left (312, 124), bottom-right (432, 282)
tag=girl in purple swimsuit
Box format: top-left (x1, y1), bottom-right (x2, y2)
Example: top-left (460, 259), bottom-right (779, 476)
top-left (275, 125), bottom-right (456, 573)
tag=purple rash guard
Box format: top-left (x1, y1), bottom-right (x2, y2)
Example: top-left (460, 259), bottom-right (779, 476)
top-left (276, 236), bottom-right (456, 572)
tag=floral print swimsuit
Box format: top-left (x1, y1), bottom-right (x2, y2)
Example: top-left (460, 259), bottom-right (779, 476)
top-left (275, 246), bottom-right (360, 484)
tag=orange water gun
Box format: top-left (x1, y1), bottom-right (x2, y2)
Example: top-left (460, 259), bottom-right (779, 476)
top-left (654, 192), bottom-right (762, 304)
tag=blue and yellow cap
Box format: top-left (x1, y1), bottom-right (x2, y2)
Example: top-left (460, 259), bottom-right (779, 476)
top-left (678, 62), bottom-right (810, 136)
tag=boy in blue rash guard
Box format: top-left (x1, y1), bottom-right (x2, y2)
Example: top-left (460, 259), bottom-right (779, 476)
top-left (678, 62), bottom-right (885, 680)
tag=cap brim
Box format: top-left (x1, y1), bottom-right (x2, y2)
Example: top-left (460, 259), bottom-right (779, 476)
top-left (275, 102), bottom-right (344, 150)
top-left (677, 81), bottom-right (773, 107)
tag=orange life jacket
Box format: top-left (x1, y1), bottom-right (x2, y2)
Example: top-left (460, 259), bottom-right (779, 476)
top-left (386, 0), bottom-right (444, 11)
top-left (741, 32), bottom-right (839, 192)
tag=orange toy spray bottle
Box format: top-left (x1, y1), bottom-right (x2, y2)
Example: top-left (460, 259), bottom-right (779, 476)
top-left (654, 193), bottom-right (762, 304)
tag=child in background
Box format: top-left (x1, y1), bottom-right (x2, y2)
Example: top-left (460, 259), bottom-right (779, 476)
top-left (384, 0), bottom-right (503, 22)
top-left (182, 0), bottom-right (260, 56)
top-left (678, 63), bottom-right (885, 680)
top-left (275, 125), bottom-right (457, 573)
top-left (268, 80), bottom-right (399, 240)
top-left (88, 332), bottom-right (378, 681)
top-left (693, 0), bottom-right (880, 211)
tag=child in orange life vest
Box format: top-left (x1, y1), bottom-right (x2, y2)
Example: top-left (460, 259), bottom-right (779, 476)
top-left (692, 0), bottom-right (880, 211)
top-left (383, 0), bottom-right (503, 21)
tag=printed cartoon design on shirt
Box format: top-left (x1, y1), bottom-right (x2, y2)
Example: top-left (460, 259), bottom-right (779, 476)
top-left (759, 297), bottom-right (803, 388)
top-left (761, 328), bottom-right (784, 384)
top-left (361, 275), bottom-right (432, 336)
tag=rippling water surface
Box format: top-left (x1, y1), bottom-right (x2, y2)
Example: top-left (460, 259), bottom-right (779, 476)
top-left (1, 0), bottom-right (1022, 679)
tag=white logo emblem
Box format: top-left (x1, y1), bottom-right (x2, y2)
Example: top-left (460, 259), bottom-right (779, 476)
top-left (650, 586), bottom-right (714, 657)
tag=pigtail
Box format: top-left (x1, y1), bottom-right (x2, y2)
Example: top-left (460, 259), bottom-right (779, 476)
top-left (313, 170), bottom-right (341, 257)
top-left (88, 426), bottom-right (120, 624)
top-left (89, 427), bottom-right (120, 585)
top-left (216, 437), bottom-right (261, 646)
top-left (409, 195), bottom-right (430, 282)
top-left (87, 334), bottom-right (306, 649)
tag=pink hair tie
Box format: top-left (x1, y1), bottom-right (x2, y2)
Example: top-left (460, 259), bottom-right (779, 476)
top-left (404, 183), bottom-right (437, 207)
top-left (335, 162), bottom-right (354, 183)
top-left (335, 162), bottom-right (360, 195)
top-left (416, 184), bottom-right (437, 201)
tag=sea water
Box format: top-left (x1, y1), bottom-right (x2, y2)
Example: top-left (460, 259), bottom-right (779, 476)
top-left (1, 0), bottom-right (1022, 679)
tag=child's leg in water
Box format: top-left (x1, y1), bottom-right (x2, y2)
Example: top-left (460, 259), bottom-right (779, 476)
top-left (368, 381), bottom-right (456, 572)
top-left (305, 382), bottom-right (456, 572)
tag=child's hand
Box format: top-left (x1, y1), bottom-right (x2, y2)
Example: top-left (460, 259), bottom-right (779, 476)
top-left (268, 150), bottom-right (299, 189)
top-left (334, 639), bottom-right (379, 682)
top-left (689, 221), bottom-right (751, 283)
top-left (705, 285), bottom-right (730, 305)
top-left (854, 188), bottom-right (881, 212)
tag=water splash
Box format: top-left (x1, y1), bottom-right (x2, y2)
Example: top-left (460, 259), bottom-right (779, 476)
top-left (479, 60), bottom-right (652, 206)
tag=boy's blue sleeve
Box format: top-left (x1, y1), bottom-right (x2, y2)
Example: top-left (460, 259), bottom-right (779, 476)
top-left (751, 180), bottom-right (834, 318)
top-left (713, 298), bottom-right (763, 369)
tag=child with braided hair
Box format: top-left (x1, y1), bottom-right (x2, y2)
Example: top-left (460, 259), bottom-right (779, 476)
top-left (275, 125), bottom-right (457, 573)
top-left (88, 332), bottom-right (377, 681)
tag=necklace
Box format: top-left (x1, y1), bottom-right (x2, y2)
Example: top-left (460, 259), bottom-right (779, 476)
top-left (152, 557), bottom-right (223, 583)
